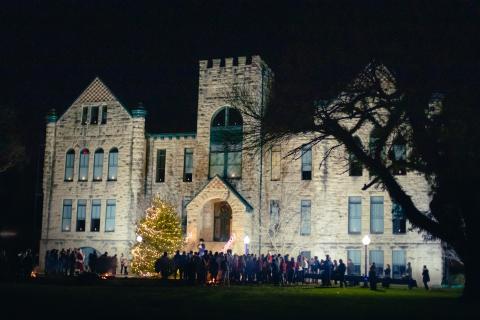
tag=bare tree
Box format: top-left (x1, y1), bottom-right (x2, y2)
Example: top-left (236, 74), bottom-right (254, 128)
top-left (226, 62), bottom-right (479, 299)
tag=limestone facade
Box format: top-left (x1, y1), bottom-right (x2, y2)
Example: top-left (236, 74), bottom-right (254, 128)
top-left (40, 56), bottom-right (443, 285)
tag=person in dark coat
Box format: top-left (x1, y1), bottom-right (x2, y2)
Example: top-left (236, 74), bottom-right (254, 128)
top-left (422, 265), bottom-right (430, 290)
top-left (369, 263), bottom-right (377, 290)
top-left (383, 264), bottom-right (391, 288)
top-left (337, 259), bottom-right (346, 288)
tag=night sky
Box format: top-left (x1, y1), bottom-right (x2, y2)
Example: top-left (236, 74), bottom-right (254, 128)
top-left (0, 1), bottom-right (478, 252)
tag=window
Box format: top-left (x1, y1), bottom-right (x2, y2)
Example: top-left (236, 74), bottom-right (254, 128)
top-left (271, 145), bottom-right (281, 181)
top-left (349, 136), bottom-right (363, 176)
top-left (81, 107), bottom-right (88, 125)
top-left (301, 146), bottom-right (312, 180)
top-left (93, 148), bottom-right (104, 181)
top-left (370, 196), bottom-right (384, 234)
top-left (78, 148), bottom-right (89, 181)
top-left (392, 250), bottom-right (406, 279)
top-left (392, 201), bottom-right (406, 234)
top-left (183, 148), bottom-right (193, 182)
top-left (181, 196), bottom-right (191, 235)
top-left (90, 106), bottom-right (99, 124)
top-left (369, 250), bottom-right (384, 276)
top-left (347, 249), bottom-right (361, 275)
top-left (107, 148), bottom-right (118, 181)
top-left (64, 149), bottom-right (75, 181)
top-left (105, 199), bottom-right (116, 232)
top-left (300, 200), bottom-right (311, 236)
top-left (209, 107), bottom-right (243, 179)
top-left (392, 136), bottom-right (407, 175)
top-left (213, 202), bottom-right (232, 241)
top-left (369, 126), bottom-right (386, 175)
top-left (300, 251), bottom-right (311, 259)
top-left (101, 106), bottom-right (107, 124)
top-left (269, 200), bottom-right (280, 232)
top-left (348, 196), bottom-right (362, 234)
top-left (61, 200), bottom-right (72, 232)
top-left (156, 149), bottom-right (166, 182)
top-left (90, 199), bottom-right (101, 232)
top-left (76, 200), bottom-right (86, 232)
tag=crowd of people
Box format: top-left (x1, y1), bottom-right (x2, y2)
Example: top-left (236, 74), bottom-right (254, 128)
top-left (154, 247), bottom-right (430, 290)
top-left (44, 248), bottom-right (128, 276)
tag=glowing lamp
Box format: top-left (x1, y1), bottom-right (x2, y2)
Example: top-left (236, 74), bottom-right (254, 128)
top-left (362, 235), bottom-right (371, 246)
top-left (243, 235), bottom-right (250, 244)
top-left (136, 235), bottom-right (143, 243)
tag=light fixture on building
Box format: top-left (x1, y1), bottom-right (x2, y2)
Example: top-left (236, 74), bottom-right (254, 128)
top-left (244, 235), bottom-right (250, 255)
top-left (136, 235), bottom-right (143, 243)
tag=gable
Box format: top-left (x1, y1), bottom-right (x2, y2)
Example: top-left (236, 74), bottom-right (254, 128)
top-left (72, 77), bottom-right (119, 105)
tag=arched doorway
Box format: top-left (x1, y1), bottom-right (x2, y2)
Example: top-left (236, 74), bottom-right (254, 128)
top-left (213, 201), bottom-right (232, 242)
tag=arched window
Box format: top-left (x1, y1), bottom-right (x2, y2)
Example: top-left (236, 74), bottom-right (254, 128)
top-left (209, 107), bottom-right (243, 179)
top-left (213, 202), bottom-right (232, 242)
top-left (349, 136), bottom-right (363, 176)
top-left (93, 148), bottom-right (104, 181)
top-left (78, 148), bottom-right (89, 181)
top-left (108, 148), bottom-right (118, 181)
top-left (64, 149), bottom-right (75, 181)
top-left (391, 136), bottom-right (407, 175)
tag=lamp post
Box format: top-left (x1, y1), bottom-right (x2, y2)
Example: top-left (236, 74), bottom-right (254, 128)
top-left (362, 235), bottom-right (371, 287)
top-left (244, 235), bottom-right (250, 255)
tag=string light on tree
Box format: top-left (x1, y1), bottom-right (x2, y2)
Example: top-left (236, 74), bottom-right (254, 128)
top-left (131, 195), bottom-right (183, 276)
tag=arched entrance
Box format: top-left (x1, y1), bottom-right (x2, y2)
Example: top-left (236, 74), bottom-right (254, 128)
top-left (213, 201), bottom-right (232, 242)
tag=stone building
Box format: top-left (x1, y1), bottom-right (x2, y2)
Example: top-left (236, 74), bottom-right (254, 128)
top-left (40, 55), bottom-right (442, 284)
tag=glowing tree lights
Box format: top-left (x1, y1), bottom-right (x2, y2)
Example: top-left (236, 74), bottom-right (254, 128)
top-left (131, 196), bottom-right (183, 276)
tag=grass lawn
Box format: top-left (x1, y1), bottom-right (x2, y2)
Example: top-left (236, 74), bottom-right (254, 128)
top-left (0, 280), bottom-right (475, 319)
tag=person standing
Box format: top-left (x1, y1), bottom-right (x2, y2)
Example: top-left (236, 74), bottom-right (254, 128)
top-left (369, 263), bottom-right (377, 290)
top-left (406, 262), bottom-right (413, 290)
top-left (422, 265), bottom-right (430, 290)
top-left (384, 264), bottom-right (391, 288)
top-left (337, 259), bottom-right (346, 288)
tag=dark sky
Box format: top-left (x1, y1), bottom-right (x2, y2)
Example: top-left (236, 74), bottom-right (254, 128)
top-left (0, 0), bottom-right (478, 251)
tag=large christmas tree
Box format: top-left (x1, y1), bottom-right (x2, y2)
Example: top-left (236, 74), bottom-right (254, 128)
top-left (131, 196), bottom-right (183, 276)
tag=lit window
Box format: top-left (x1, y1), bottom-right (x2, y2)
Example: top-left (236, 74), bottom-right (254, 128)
top-left (64, 149), bottom-right (75, 181)
top-left (105, 199), bottom-right (116, 232)
top-left (90, 199), bottom-right (101, 232)
top-left (369, 250), bottom-right (384, 276)
top-left (213, 202), bottom-right (231, 241)
top-left (301, 146), bottom-right (312, 180)
top-left (93, 148), bottom-right (104, 181)
top-left (107, 148), bottom-right (118, 181)
top-left (209, 107), bottom-right (243, 179)
top-left (392, 250), bottom-right (406, 279)
top-left (183, 148), bottom-right (193, 182)
top-left (347, 249), bottom-right (361, 275)
top-left (370, 196), bottom-right (384, 234)
top-left (76, 200), bottom-right (86, 232)
top-left (300, 200), bottom-right (311, 235)
top-left (61, 200), bottom-right (72, 232)
top-left (348, 196), bottom-right (361, 234)
top-left (78, 148), bottom-right (89, 181)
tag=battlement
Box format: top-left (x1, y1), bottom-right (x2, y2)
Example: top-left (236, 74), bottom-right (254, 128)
top-left (199, 55), bottom-right (265, 70)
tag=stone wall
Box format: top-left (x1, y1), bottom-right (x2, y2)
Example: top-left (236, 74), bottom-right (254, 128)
top-left (39, 78), bottom-right (145, 269)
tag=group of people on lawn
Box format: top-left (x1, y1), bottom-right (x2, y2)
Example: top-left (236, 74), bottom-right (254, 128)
top-left (154, 246), bottom-right (431, 289)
